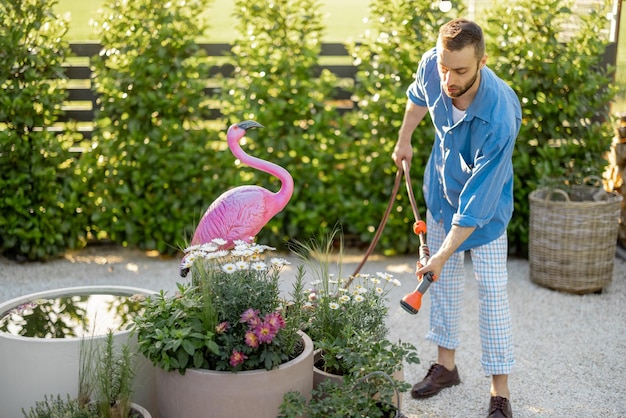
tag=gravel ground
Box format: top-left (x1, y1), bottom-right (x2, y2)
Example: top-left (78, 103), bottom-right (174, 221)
top-left (1, 244), bottom-right (625, 418)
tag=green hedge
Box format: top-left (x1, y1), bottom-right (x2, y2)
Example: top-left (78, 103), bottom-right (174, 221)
top-left (0, 0), bottom-right (89, 261)
top-left (0, 0), bottom-right (617, 260)
top-left (78, 0), bottom-right (215, 254)
top-left (484, 0), bottom-right (617, 255)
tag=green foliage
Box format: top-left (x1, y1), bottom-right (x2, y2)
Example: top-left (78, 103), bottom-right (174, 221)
top-left (24, 332), bottom-right (139, 418)
top-left (134, 242), bottom-right (304, 374)
top-left (220, 0), bottom-right (348, 247)
top-left (80, 0), bottom-right (217, 253)
top-left (280, 370), bottom-right (409, 418)
top-left (341, 0), bottom-right (465, 254)
top-left (2, 0), bottom-right (618, 260)
top-left (288, 228), bottom-right (419, 377)
top-left (484, 0), bottom-right (618, 254)
top-left (0, 0), bottom-right (89, 261)
top-left (133, 284), bottom-right (219, 374)
top-left (94, 331), bottom-right (135, 418)
top-left (22, 394), bottom-right (99, 418)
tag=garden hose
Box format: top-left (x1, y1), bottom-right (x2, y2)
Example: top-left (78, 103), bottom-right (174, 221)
top-left (347, 160), bottom-right (434, 315)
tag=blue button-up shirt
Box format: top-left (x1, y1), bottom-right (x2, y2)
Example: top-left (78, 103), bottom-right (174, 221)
top-left (407, 47), bottom-right (522, 252)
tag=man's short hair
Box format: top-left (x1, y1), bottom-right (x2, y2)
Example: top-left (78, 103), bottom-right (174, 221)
top-left (438, 18), bottom-right (485, 60)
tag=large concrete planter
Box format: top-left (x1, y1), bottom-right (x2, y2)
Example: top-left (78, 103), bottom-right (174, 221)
top-left (156, 331), bottom-right (314, 418)
top-left (0, 285), bottom-right (157, 417)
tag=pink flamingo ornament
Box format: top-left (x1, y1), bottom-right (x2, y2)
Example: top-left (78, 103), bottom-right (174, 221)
top-left (180, 120), bottom-right (294, 276)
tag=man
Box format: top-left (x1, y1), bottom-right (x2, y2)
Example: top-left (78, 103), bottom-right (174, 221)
top-left (392, 18), bottom-right (521, 418)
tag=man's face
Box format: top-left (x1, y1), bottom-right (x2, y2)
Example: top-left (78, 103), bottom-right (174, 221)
top-left (436, 43), bottom-right (484, 99)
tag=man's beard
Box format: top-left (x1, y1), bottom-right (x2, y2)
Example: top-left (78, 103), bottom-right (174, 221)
top-left (443, 69), bottom-right (479, 98)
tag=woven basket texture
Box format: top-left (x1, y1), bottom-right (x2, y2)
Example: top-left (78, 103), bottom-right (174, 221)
top-left (528, 186), bottom-right (623, 294)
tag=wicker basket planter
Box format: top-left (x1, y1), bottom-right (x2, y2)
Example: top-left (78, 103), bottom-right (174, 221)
top-left (528, 185), bottom-right (623, 294)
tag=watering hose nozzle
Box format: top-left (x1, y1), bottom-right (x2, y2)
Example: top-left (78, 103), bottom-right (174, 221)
top-left (400, 271), bottom-right (434, 314)
top-left (400, 244), bottom-right (435, 315)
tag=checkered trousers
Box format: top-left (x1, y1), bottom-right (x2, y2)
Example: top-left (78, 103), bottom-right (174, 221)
top-left (424, 211), bottom-right (515, 376)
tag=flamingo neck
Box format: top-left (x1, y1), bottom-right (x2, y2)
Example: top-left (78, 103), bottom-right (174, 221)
top-left (228, 133), bottom-right (294, 210)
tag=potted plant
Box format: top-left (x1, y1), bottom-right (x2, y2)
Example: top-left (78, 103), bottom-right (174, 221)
top-left (22, 330), bottom-right (152, 418)
top-left (280, 371), bottom-right (408, 418)
top-left (133, 239), bottom-right (314, 418)
top-left (0, 286), bottom-right (156, 417)
top-left (289, 229), bottom-right (419, 401)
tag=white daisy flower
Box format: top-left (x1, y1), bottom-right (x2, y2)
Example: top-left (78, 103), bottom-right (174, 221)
top-left (251, 261), bottom-right (267, 271)
top-left (270, 257), bottom-right (290, 267)
top-left (184, 244), bottom-right (201, 254)
top-left (221, 263), bottom-right (237, 274)
top-left (211, 238), bottom-right (228, 246)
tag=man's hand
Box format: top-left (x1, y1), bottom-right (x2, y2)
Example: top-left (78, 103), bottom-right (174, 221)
top-left (414, 225), bottom-right (476, 282)
top-left (415, 253), bottom-right (445, 282)
top-left (392, 141), bottom-right (413, 169)
top-left (393, 101), bottom-right (428, 168)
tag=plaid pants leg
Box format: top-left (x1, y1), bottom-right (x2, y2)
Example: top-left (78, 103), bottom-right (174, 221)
top-left (470, 233), bottom-right (514, 376)
top-left (425, 211), bottom-right (514, 376)
top-left (425, 211), bottom-right (466, 350)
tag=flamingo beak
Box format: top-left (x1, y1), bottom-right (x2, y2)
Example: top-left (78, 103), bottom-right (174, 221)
top-left (236, 120), bottom-right (264, 131)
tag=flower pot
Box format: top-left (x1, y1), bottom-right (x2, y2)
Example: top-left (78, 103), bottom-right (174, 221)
top-left (156, 331), bottom-right (314, 418)
top-left (312, 349), bottom-right (344, 388)
top-left (312, 350), bottom-right (404, 409)
top-left (0, 286), bottom-right (158, 418)
top-left (131, 402), bottom-right (153, 418)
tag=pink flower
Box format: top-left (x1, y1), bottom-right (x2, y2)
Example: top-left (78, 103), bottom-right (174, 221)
top-left (264, 312), bottom-right (285, 331)
top-left (215, 322), bottom-right (229, 334)
top-left (245, 330), bottom-right (259, 348)
top-left (229, 350), bottom-right (248, 367)
top-left (254, 322), bottom-right (277, 344)
top-left (247, 315), bottom-right (262, 327)
top-left (240, 308), bottom-right (260, 324)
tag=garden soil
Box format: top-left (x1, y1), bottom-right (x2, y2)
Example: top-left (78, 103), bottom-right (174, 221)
top-left (1, 243), bottom-right (625, 418)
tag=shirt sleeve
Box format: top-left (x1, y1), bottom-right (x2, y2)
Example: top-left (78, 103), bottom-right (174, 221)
top-left (406, 49), bottom-right (434, 107)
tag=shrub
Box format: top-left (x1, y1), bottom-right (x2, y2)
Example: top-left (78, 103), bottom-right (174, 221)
top-left (341, 0), bottom-right (465, 254)
top-left (219, 0), bottom-right (347, 248)
top-left (483, 0), bottom-right (618, 254)
top-left (0, 0), bottom-right (89, 261)
top-left (81, 0), bottom-right (217, 253)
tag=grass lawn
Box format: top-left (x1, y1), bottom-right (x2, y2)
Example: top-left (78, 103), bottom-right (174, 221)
top-left (55, 0), bottom-right (370, 42)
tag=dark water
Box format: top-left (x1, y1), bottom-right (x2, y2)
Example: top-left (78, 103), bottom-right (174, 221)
top-left (0, 293), bottom-right (146, 338)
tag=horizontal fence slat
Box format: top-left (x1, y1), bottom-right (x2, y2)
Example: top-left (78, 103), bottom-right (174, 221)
top-left (67, 89), bottom-right (95, 101)
top-left (70, 43), bottom-right (102, 56)
top-left (65, 66), bottom-right (91, 79)
top-left (320, 43), bottom-right (350, 56)
top-left (62, 110), bottom-right (96, 122)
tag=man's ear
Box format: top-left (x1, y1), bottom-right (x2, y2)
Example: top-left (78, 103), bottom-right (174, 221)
top-left (479, 54), bottom-right (488, 69)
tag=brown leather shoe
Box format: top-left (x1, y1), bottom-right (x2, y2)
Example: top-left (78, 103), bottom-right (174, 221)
top-left (488, 396), bottom-right (513, 418)
top-left (410, 363), bottom-right (461, 399)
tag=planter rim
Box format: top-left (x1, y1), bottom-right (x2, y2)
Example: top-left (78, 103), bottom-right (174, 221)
top-left (0, 285), bottom-right (156, 342)
top-left (165, 330), bottom-right (313, 378)
top-left (130, 402), bottom-right (153, 418)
